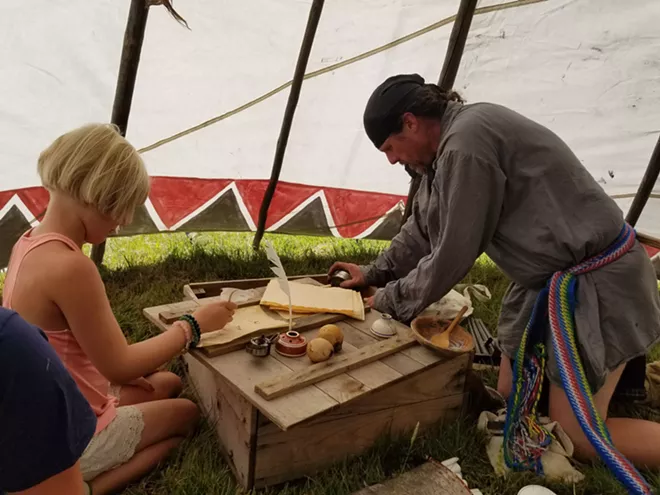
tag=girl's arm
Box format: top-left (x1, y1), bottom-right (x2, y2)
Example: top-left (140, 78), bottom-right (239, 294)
top-left (51, 253), bottom-right (235, 384)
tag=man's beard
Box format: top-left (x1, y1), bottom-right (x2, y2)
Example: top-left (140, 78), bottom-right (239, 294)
top-left (406, 161), bottom-right (431, 175)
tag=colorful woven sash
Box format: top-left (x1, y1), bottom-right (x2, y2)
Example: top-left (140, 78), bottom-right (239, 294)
top-left (503, 223), bottom-right (652, 494)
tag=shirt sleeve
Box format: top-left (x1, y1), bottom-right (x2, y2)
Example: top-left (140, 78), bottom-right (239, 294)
top-left (373, 150), bottom-right (506, 322)
top-left (0, 310), bottom-right (97, 493)
top-left (360, 181), bottom-right (432, 287)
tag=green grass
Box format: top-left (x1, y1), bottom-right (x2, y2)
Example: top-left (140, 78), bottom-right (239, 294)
top-left (2, 231), bottom-right (660, 494)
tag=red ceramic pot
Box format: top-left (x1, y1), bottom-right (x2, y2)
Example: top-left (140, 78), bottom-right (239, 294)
top-left (275, 330), bottom-right (307, 357)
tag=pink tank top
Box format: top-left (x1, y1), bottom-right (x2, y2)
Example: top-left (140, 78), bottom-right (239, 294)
top-left (2, 229), bottom-right (118, 434)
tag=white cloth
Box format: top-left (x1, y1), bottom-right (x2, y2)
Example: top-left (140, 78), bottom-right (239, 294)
top-left (419, 284), bottom-right (491, 320)
top-left (477, 409), bottom-right (584, 484)
top-left (79, 405), bottom-right (145, 481)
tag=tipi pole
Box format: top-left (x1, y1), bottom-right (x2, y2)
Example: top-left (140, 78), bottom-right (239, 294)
top-left (91, 0), bottom-right (151, 266)
top-left (252, 0), bottom-right (326, 251)
top-left (401, 0), bottom-right (477, 225)
top-left (626, 134), bottom-right (660, 227)
top-left (618, 134), bottom-right (660, 404)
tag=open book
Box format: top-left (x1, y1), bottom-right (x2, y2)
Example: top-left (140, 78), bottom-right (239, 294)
top-left (260, 279), bottom-right (365, 321)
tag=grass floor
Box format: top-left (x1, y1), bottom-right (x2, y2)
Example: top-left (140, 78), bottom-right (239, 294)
top-left (2, 231), bottom-right (660, 494)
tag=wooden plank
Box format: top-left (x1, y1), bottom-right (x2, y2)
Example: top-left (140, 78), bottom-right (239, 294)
top-left (202, 311), bottom-right (350, 358)
top-left (351, 461), bottom-right (471, 495)
top-left (343, 309), bottom-right (443, 367)
top-left (259, 352), bottom-right (470, 430)
top-left (158, 296), bottom-right (261, 324)
top-left (184, 353), bottom-right (256, 488)
top-left (184, 274), bottom-right (328, 295)
top-left (254, 358), bottom-right (468, 487)
top-left (269, 326), bottom-right (371, 404)
top-left (339, 321), bottom-right (424, 375)
top-left (202, 349), bottom-right (339, 431)
top-left (254, 334), bottom-right (416, 400)
top-left (254, 394), bottom-right (464, 488)
top-left (144, 300), bottom-right (356, 358)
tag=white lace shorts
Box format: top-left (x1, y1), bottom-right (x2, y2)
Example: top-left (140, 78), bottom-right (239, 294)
top-left (79, 387), bottom-right (145, 481)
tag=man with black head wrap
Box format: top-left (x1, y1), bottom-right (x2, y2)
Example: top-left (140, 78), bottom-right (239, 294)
top-left (329, 73), bottom-right (660, 468)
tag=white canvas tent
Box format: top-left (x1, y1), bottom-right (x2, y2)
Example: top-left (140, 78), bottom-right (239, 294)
top-left (1, 0), bottom-right (659, 268)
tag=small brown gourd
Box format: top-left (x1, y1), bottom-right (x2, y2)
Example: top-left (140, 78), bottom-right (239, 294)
top-left (307, 337), bottom-right (334, 363)
top-left (318, 324), bottom-right (344, 352)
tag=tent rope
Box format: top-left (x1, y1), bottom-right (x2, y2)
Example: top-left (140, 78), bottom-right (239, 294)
top-left (137, 0), bottom-right (547, 155)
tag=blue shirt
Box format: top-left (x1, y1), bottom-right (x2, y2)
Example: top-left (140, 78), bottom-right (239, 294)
top-left (0, 308), bottom-right (97, 493)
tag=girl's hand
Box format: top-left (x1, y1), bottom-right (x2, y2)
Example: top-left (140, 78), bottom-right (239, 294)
top-left (192, 301), bottom-right (237, 334)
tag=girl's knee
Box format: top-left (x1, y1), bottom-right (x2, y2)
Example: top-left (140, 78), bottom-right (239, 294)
top-left (178, 398), bottom-right (201, 430)
top-left (150, 371), bottom-right (183, 399)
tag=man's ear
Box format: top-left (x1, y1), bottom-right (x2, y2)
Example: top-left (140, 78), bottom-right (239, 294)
top-left (402, 112), bottom-right (417, 132)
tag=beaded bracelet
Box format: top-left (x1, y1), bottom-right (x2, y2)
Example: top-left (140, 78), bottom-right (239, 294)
top-left (174, 320), bottom-right (192, 353)
top-left (179, 314), bottom-right (201, 348)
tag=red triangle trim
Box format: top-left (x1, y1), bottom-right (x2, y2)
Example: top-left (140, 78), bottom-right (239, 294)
top-left (643, 243), bottom-right (659, 258)
top-left (0, 191), bottom-right (15, 212)
top-left (17, 187), bottom-right (50, 221)
top-left (235, 180), bottom-right (321, 229)
top-left (323, 188), bottom-right (403, 238)
top-left (149, 177), bottom-right (232, 228)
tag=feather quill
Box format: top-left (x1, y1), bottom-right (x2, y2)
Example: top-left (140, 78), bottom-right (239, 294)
top-left (264, 240), bottom-right (293, 331)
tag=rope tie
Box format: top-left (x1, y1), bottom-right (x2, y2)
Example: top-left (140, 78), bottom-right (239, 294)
top-left (503, 223), bottom-right (652, 494)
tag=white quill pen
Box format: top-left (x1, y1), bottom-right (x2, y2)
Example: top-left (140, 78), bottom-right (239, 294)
top-left (264, 240), bottom-right (293, 331)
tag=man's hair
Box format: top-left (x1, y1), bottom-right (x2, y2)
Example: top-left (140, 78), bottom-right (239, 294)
top-left (38, 123), bottom-right (149, 224)
top-left (391, 84), bottom-right (464, 134)
top-left (363, 73), bottom-right (464, 148)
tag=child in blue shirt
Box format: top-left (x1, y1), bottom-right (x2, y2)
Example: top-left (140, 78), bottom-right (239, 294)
top-left (0, 307), bottom-right (97, 494)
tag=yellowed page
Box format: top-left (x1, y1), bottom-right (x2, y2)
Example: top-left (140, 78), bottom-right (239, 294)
top-left (198, 304), bottom-right (290, 347)
top-left (260, 279), bottom-right (365, 321)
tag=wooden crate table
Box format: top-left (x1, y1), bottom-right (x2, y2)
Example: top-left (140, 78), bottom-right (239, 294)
top-left (143, 275), bottom-right (472, 490)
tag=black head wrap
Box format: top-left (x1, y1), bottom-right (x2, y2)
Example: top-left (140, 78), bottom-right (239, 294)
top-left (363, 73), bottom-right (426, 148)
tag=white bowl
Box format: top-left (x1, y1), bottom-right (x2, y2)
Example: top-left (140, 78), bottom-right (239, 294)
top-left (370, 313), bottom-right (397, 338)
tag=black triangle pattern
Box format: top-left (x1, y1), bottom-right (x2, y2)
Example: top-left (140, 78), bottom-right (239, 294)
top-left (0, 205), bottom-right (31, 268)
top-left (364, 207), bottom-right (404, 241)
top-left (273, 196), bottom-right (333, 237)
top-left (178, 188), bottom-right (251, 232)
top-left (116, 204), bottom-right (159, 236)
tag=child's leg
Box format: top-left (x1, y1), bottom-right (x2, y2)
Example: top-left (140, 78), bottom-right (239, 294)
top-left (113, 371), bottom-right (183, 406)
top-left (88, 398), bottom-right (199, 495)
top-left (549, 363), bottom-right (660, 467)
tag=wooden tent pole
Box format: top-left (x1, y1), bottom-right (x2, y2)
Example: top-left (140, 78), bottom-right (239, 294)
top-left (400, 0), bottom-right (477, 227)
top-left (626, 134), bottom-right (660, 227)
top-left (615, 135), bottom-right (660, 405)
top-left (438, 0), bottom-right (478, 91)
top-left (91, 0), bottom-right (151, 266)
top-left (252, 0), bottom-right (326, 251)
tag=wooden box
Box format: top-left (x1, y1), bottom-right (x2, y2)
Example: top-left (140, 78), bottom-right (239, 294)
top-left (144, 276), bottom-right (472, 490)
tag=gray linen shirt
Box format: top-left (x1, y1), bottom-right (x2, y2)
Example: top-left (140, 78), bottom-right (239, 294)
top-left (362, 100), bottom-right (660, 390)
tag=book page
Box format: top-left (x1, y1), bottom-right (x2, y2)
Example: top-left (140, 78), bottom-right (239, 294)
top-left (260, 279), bottom-right (365, 321)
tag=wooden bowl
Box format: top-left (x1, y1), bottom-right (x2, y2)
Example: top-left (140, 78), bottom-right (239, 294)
top-left (410, 315), bottom-right (474, 357)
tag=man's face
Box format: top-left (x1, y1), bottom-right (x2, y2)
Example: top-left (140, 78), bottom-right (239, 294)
top-left (378, 114), bottom-right (436, 174)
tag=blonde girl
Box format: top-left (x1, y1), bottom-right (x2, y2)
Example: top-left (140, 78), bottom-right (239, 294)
top-left (2, 123), bottom-right (236, 495)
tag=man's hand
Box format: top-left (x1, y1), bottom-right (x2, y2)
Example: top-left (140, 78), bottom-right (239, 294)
top-left (364, 295), bottom-right (375, 309)
top-left (327, 262), bottom-right (366, 289)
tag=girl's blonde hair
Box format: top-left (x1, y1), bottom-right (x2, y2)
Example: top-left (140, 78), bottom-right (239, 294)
top-left (38, 123), bottom-right (149, 224)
